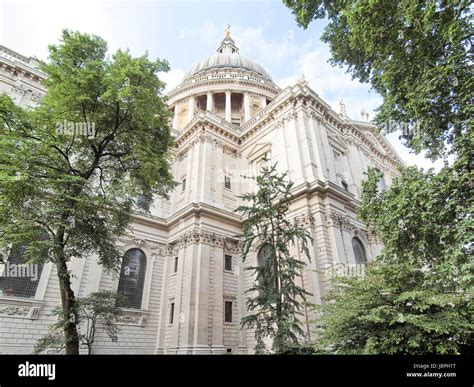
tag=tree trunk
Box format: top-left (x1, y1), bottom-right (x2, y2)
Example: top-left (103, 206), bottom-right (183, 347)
top-left (56, 254), bottom-right (80, 354)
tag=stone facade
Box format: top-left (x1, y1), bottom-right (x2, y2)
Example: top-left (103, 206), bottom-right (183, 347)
top-left (0, 45), bottom-right (46, 108)
top-left (0, 32), bottom-right (403, 354)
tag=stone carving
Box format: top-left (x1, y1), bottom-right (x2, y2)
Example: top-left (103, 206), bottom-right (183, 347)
top-left (118, 236), bottom-right (167, 255)
top-left (297, 74), bottom-right (307, 86)
top-left (165, 229), bottom-right (243, 253)
top-left (325, 209), bottom-right (355, 231)
top-left (116, 314), bottom-right (147, 326)
top-left (224, 239), bottom-right (243, 254)
top-left (292, 212), bottom-right (315, 228)
top-left (339, 99), bottom-right (347, 116)
top-left (0, 304), bottom-right (30, 317)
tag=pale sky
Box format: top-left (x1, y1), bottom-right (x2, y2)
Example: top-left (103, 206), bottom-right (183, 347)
top-left (0, 0), bottom-right (444, 171)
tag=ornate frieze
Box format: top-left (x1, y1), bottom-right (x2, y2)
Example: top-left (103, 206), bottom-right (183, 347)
top-left (0, 304), bottom-right (29, 317)
top-left (119, 230), bottom-right (245, 257)
top-left (115, 312), bottom-right (147, 326)
top-left (0, 303), bottom-right (42, 319)
top-left (165, 229), bottom-right (243, 254)
top-left (291, 212), bottom-right (315, 228)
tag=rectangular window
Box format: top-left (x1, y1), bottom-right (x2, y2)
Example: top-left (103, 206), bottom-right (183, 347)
top-left (341, 180), bottom-right (348, 191)
top-left (182, 178), bottom-right (186, 192)
top-left (169, 302), bottom-right (175, 324)
top-left (224, 176), bottom-right (231, 189)
top-left (224, 301), bottom-right (233, 323)
top-left (174, 257), bottom-right (178, 273)
top-left (224, 254), bottom-right (232, 271)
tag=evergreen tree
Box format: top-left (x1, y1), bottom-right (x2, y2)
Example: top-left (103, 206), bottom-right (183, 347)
top-left (236, 160), bottom-right (313, 354)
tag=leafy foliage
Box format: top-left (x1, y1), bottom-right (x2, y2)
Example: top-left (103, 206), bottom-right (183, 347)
top-left (314, 166), bottom-right (473, 354)
top-left (283, 0), bottom-right (473, 159)
top-left (34, 291), bottom-right (123, 355)
top-left (0, 30), bottom-right (175, 353)
top-left (236, 160), bottom-right (313, 353)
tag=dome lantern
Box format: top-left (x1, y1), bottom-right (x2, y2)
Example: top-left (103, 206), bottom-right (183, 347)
top-left (217, 25), bottom-right (239, 54)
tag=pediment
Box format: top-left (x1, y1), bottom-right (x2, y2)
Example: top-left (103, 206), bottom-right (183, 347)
top-left (327, 128), bottom-right (347, 151)
top-left (364, 132), bottom-right (385, 153)
top-left (247, 142), bottom-right (271, 162)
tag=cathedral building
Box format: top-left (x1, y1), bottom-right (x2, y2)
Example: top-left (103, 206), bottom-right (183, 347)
top-left (0, 30), bottom-right (403, 354)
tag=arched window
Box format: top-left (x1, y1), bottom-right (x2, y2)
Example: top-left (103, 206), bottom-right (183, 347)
top-left (352, 237), bottom-right (367, 264)
top-left (257, 243), bottom-right (274, 268)
top-left (117, 248), bottom-right (147, 309)
top-left (257, 244), bottom-right (276, 294)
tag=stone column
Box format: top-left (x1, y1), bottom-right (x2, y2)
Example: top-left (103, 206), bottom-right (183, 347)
top-left (225, 91), bottom-right (231, 122)
top-left (170, 247), bottom-right (186, 352)
top-left (281, 112), bottom-right (305, 186)
top-left (172, 104), bottom-right (179, 129)
top-left (243, 92), bottom-right (251, 122)
top-left (261, 95), bottom-right (267, 109)
top-left (211, 242), bottom-right (225, 354)
top-left (206, 92), bottom-right (213, 112)
top-left (192, 243), bottom-right (212, 353)
top-left (177, 242), bottom-right (199, 354)
top-left (188, 95), bottom-right (195, 123)
top-left (199, 140), bottom-right (212, 203)
top-left (154, 254), bottom-right (170, 353)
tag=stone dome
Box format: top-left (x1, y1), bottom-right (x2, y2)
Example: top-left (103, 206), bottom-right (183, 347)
top-left (183, 33), bottom-right (273, 82)
top-left (184, 52), bottom-right (273, 82)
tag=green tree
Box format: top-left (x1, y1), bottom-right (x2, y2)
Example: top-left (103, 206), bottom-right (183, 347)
top-left (284, 0), bottom-right (473, 354)
top-left (34, 291), bottom-right (123, 355)
top-left (0, 30), bottom-right (175, 354)
top-left (236, 161), bottom-right (313, 354)
top-left (314, 167), bottom-right (473, 354)
top-left (283, 0), bottom-right (472, 160)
